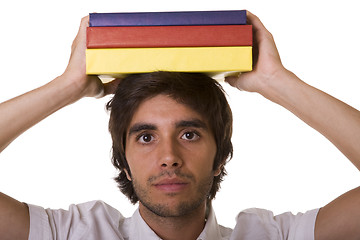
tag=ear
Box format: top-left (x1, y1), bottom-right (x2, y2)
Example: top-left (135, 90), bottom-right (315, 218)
top-left (214, 164), bottom-right (223, 177)
top-left (124, 168), bottom-right (132, 181)
top-left (214, 157), bottom-right (227, 177)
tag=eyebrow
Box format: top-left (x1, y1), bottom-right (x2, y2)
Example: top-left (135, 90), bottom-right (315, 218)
top-left (127, 119), bottom-right (208, 137)
top-left (128, 123), bottom-right (157, 137)
top-left (175, 119), bottom-right (208, 130)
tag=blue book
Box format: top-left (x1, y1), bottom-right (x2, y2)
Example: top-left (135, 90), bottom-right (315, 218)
top-left (89, 10), bottom-right (247, 27)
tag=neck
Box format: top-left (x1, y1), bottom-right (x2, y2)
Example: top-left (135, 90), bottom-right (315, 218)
top-left (139, 202), bottom-right (207, 240)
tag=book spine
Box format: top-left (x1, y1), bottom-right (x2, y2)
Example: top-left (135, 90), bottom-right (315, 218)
top-left (86, 47), bottom-right (252, 75)
top-left (86, 25), bottom-right (252, 48)
top-left (89, 10), bottom-right (247, 27)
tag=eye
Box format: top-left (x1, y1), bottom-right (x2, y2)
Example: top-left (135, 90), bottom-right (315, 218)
top-left (137, 133), bottom-right (154, 144)
top-left (181, 131), bottom-right (200, 141)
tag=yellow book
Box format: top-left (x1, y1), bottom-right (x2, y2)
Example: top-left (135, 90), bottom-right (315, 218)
top-left (86, 46), bottom-right (252, 80)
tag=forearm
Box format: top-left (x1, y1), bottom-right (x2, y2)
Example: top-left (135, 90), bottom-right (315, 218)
top-left (0, 74), bottom-right (83, 153)
top-left (261, 69), bottom-right (360, 169)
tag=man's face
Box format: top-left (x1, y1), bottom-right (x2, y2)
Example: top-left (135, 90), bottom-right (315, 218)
top-left (125, 94), bottom-right (219, 218)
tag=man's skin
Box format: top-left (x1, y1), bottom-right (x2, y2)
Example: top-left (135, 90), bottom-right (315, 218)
top-left (0, 11), bottom-right (360, 240)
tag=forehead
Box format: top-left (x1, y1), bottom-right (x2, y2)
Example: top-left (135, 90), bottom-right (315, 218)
top-left (128, 94), bottom-right (207, 127)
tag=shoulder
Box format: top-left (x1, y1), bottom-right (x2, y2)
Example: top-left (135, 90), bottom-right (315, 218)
top-left (44, 200), bottom-right (125, 225)
top-left (28, 200), bottom-right (126, 240)
top-left (65, 200), bottom-right (124, 220)
top-left (232, 208), bottom-right (319, 240)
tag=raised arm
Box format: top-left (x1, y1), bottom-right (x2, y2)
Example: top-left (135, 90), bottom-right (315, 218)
top-left (226, 11), bottom-right (360, 240)
top-left (0, 16), bottom-right (118, 240)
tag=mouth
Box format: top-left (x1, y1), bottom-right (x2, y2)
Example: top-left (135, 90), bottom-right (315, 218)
top-left (153, 178), bottom-right (189, 192)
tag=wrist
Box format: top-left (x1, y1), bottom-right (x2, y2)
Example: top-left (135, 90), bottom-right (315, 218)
top-left (257, 68), bottom-right (303, 105)
top-left (49, 73), bottom-right (87, 105)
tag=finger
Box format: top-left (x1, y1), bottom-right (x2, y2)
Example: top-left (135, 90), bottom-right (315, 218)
top-left (225, 73), bottom-right (248, 91)
top-left (225, 70), bottom-right (259, 92)
top-left (103, 78), bottom-right (123, 95)
top-left (246, 11), bottom-right (281, 65)
top-left (78, 16), bottom-right (90, 37)
top-left (86, 75), bottom-right (105, 98)
top-left (71, 16), bottom-right (89, 52)
top-left (246, 11), bottom-right (268, 68)
top-left (224, 75), bottom-right (240, 88)
top-left (247, 11), bottom-right (274, 47)
top-left (246, 11), bottom-right (266, 32)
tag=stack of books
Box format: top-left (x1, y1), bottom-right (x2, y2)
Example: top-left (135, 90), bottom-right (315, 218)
top-left (86, 10), bottom-right (252, 81)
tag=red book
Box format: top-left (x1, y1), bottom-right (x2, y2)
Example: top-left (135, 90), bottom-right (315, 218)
top-left (86, 25), bottom-right (252, 48)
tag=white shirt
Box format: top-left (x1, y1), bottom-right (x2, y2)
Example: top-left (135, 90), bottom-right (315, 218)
top-left (28, 200), bottom-right (319, 240)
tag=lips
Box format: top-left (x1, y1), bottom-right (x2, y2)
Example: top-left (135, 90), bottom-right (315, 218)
top-left (153, 178), bottom-right (189, 192)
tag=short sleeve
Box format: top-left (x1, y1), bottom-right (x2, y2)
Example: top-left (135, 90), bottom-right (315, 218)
top-left (27, 201), bottom-right (125, 240)
top-left (28, 204), bottom-right (52, 240)
top-left (231, 208), bottom-right (319, 240)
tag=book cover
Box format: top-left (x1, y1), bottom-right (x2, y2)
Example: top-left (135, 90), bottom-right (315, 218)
top-left (86, 25), bottom-right (252, 48)
top-left (86, 46), bottom-right (252, 75)
top-left (89, 10), bottom-right (247, 27)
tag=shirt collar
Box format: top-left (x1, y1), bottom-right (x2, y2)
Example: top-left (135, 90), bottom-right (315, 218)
top-left (127, 208), bottom-right (161, 240)
top-left (126, 207), bottom-right (224, 240)
top-left (197, 207), bottom-right (224, 240)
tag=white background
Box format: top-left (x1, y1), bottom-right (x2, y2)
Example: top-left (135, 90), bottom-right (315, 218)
top-left (0, 0), bottom-right (359, 229)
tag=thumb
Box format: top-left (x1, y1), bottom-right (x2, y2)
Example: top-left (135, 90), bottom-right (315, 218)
top-left (225, 72), bottom-right (256, 92)
top-left (103, 78), bottom-right (123, 96)
top-left (224, 75), bottom-right (241, 90)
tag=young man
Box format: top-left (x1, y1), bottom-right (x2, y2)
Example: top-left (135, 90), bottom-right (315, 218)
top-left (0, 11), bottom-right (360, 240)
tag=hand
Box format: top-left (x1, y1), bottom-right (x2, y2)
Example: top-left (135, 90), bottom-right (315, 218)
top-left (225, 11), bottom-right (287, 94)
top-left (61, 16), bottom-right (120, 98)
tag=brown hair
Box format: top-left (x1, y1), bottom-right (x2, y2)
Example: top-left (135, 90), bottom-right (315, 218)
top-left (106, 71), bottom-right (233, 204)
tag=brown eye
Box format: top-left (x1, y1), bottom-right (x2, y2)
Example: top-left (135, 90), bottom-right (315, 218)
top-left (181, 131), bottom-right (200, 141)
top-left (138, 133), bottom-right (154, 144)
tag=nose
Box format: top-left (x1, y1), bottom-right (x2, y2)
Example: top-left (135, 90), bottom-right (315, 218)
top-left (158, 138), bottom-right (183, 169)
